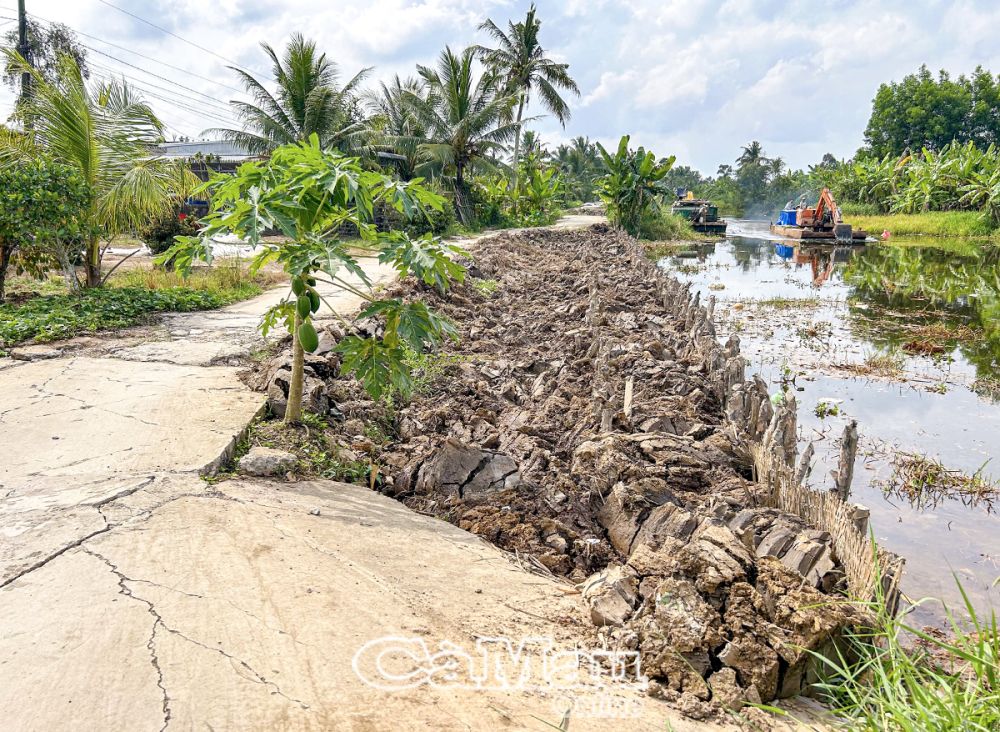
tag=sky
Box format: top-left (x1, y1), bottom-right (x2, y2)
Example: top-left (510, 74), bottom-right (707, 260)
top-left (2, 0), bottom-right (999, 175)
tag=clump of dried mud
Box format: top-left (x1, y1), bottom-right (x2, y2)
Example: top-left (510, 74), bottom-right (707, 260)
top-left (252, 224), bottom-right (862, 718)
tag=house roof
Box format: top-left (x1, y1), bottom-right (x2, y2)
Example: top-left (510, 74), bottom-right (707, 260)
top-left (155, 140), bottom-right (256, 160)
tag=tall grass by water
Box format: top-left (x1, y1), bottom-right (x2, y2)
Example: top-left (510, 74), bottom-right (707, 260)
top-left (845, 210), bottom-right (995, 239)
top-left (807, 577), bottom-right (999, 731)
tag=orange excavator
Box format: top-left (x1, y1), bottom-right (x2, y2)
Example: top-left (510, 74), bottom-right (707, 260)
top-left (771, 188), bottom-right (866, 243)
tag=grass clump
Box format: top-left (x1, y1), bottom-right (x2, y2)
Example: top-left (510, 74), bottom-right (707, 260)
top-left (848, 211), bottom-right (994, 239)
top-left (471, 278), bottom-right (500, 296)
top-left (403, 345), bottom-right (468, 395)
top-left (814, 399), bottom-right (841, 419)
top-left (109, 262), bottom-right (282, 297)
top-left (873, 451), bottom-right (998, 508)
top-left (862, 350), bottom-right (906, 377)
top-left (754, 296), bottom-right (820, 310)
top-left (810, 579), bottom-right (1000, 731)
top-left (638, 209), bottom-right (699, 241)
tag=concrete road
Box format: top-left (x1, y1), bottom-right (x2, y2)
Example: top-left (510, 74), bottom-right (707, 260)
top-left (0, 216), bottom-right (730, 731)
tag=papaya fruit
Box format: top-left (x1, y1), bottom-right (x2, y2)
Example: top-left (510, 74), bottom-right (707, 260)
top-left (298, 321), bottom-right (319, 352)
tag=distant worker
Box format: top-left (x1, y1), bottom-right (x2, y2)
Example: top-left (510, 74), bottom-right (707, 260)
top-left (784, 200), bottom-right (795, 211)
top-left (797, 194), bottom-right (808, 209)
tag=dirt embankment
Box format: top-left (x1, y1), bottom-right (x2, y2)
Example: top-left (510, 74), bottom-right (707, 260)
top-left (253, 224), bottom-right (861, 719)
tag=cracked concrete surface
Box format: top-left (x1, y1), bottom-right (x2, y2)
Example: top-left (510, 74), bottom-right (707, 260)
top-left (0, 218), bottom-right (728, 730)
top-left (1, 479), bottom-right (707, 730)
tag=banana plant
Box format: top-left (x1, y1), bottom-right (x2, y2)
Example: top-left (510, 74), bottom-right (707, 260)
top-left (158, 135), bottom-right (466, 423)
top-left (595, 135), bottom-right (675, 236)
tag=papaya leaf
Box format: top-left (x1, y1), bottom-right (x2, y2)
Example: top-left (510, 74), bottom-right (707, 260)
top-left (335, 335), bottom-right (413, 398)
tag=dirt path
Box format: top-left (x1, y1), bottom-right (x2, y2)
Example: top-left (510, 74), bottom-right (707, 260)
top-left (0, 216), bottom-right (734, 730)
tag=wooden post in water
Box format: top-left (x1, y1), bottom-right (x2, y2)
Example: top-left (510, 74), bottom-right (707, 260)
top-left (833, 420), bottom-right (859, 500)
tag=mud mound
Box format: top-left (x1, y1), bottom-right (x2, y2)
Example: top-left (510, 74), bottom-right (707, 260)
top-left (252, 224), bottom-right (862, 716)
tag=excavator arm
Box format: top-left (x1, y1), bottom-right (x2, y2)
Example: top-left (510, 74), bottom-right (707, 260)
top-left (813, 188), bottom-right (843, 225)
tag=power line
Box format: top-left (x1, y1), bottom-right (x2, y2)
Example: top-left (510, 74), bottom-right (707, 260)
top-left (0, 13), bottom-right (241, 112)
top-left (94, 0), bottom-right (269, 78)
top-left (82, 48), bottom-right (237, 112)
top-left (17, 8), bottom-right (248, 94)
top-left (86, 62), bottom-right (240, 127)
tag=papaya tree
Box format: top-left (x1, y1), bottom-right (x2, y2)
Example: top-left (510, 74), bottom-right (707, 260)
top-left (158, 135), bottom-right (466, 424)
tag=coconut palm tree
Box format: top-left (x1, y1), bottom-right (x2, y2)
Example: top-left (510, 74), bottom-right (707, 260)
top-left (476, 4), bottom-right (580, 184)
top-left (366, 75), bottom-right (426, 180)
top-left (403, 46), bottom-right (520, 224)
top-left (210, 34), bottom-right (370, 155)
top-left (1, 51), bottom-right (177, 287)
top-left (737, 140), bottom-right (766, 169)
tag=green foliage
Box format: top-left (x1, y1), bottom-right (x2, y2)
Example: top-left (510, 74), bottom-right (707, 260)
top-left (550, 136), bottom-right (604, 202)
top-left (208, 33), bottom-right (370, 155)
top-left (1, 50), bottom-right (181, 287)
top-left (596, 135), bottom-right (675, 236)
top-left (0, 286), bottom-right (240, 346)
top-left (139, 207), bottom-right (200, 256)
top-left (472, 278), bottom-right (500, 296)
top-left (402, 46), bottom-right (520, 224)
top-left (0, 156), bottom-right (89, 299)
top-left (847, 211), bottom-right (993, 238)
top-left (401, 344), bottom-right (467, 395)
top-left (476, 4), bottom-right (580, 182)
top-left (864, 65), bottom-right (1000, 158)
top-left (829, 141), bottom-right (1000, 226)
top-left (637, 208), bottom-right (697, 241)
top-left (810, 576), bottom-right (999, 731)
top-left (159, 135), bottom-right (463, 405)
top-left (379, 235), bottom-right (467, 293)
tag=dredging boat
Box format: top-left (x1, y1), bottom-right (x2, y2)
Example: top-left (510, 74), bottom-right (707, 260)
top-left (671, 189), bottom-right (728, 234)
top-left (770, 188), bottom-right (866, 242)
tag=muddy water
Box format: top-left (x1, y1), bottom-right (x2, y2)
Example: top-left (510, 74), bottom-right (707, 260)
top-left (658, 220), bottom-right (1000, 626)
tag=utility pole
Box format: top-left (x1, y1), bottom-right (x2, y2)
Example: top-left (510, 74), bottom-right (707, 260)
top-left (17, 0), bottom-right (31, 108)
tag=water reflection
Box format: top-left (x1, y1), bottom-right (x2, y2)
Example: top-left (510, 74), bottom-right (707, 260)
top-left (659, 222), bottom-right (1000, 625)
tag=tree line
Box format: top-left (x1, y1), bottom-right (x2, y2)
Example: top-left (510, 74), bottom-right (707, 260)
top-left (0, 5), bottom-right (593, 300)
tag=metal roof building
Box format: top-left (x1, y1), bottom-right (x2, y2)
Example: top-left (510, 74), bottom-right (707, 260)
top-left (154, 140), bottom-right (256, 161)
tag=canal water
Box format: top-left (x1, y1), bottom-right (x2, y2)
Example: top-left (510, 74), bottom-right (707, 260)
top-left (657, 220), bottom-right (1000, 626)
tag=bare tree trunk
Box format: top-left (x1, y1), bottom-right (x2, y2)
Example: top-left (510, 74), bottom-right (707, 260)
top-left (0, 244), bottom-right (12, 303)
top-left (85, 235), bottom-right (101, 288)
top-left (509, 94), bottom-right (526, 192)
top-left (56, 243), bottom-right (81, 293)
top-left (454, 161), bottom-right (469, 225)
top-left (284, 311), bottom-right (305, 424)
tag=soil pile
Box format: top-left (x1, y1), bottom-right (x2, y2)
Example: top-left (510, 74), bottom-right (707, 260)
top-left (253, 224), bottom-right (862, 717)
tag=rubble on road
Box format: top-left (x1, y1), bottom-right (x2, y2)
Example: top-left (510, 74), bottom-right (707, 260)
top-left (248, 223), bottom-right (865, 718)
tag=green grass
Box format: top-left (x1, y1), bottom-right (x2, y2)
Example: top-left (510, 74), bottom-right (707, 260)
top-left (848, 211), bottom-right (995, 238)
top-left (109, 262), bottom-right (282, 295)
top-left (638, 210), bottom-right (700, 241)
top-left (471, 278), bottom-right (500, 296)
top-left (808, 577), bottom-right (999, 731)
top-left (0, 264), bottom-right (277, 346)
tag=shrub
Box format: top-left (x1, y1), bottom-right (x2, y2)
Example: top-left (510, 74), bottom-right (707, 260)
top-left (0, 157), bottom-right (89, 300)
top-left (140, 206), bottom-right (199, 256)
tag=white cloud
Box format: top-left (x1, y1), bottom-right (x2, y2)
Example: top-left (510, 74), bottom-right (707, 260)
top-left (2, 0), bottom-right (995, 172)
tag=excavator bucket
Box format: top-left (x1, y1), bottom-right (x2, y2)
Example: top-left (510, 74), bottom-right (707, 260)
top-left (833, 223), bottom-right (853, 242)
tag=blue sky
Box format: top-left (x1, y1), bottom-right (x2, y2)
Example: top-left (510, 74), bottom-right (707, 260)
top-left (3, 0), bottom-right (999, 174)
